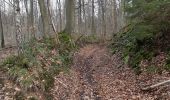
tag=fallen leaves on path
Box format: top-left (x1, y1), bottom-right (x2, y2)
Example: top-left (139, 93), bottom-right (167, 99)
top-left (51, 44), bottom-right (170, 100)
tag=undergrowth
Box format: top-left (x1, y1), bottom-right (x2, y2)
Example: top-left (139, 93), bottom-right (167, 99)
top-left (111, 31), bottom-right (154, 74)
top-left (112, 30), bottom-right (170, 75)
top-left (74, 34), bottom-right (99, 47)
top-left (111, 0), bottom-right (170, 74)
top-left (1, 32), bottom-right (76, 99)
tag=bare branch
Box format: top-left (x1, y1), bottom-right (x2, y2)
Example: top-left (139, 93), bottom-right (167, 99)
top-left (142, 79), bottom-right (170, 91)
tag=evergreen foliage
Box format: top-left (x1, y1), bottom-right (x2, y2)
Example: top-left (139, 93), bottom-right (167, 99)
top-left (112, 0), bottom-right (170, 73)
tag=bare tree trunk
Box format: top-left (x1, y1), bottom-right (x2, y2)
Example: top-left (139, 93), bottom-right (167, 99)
top-left (30, 0), bottom-right (35, 38)
top-left (65, 0), bottom-right (75, 34)
top-left (24, 0), bottom-right (29, 40)
top-left (57, 0), bottom-right (62, 32)
top-left (38, 0), bottom-right (50, 36)
top-left (97, 0), bottom-right (102, 35)
top-left (0, 8), bottom-right (5, 48)
top-left (113, 0), bottom-right (118, 33)
top-left (15, 0), bottom-right (23, 54)
top-left (91, 0), bottom-right (96, 34)
top-left (120, 0), bottom-right (125, 28)
top-left (78, 0), bottom-right (82, 33)
top-left (47, 0), bottom-right (60, 44)
top-left (82, 0), bottom-right (86, 33)
top-left (99, 0), bottom-right (106, 40)
top-left (47, 0), bottom-right (57, 33)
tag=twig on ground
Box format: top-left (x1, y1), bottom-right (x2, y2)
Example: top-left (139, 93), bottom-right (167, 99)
top-left (142, 79), bottom-right (170, 91)
top-left (56, 79), bottom-right (67, 88)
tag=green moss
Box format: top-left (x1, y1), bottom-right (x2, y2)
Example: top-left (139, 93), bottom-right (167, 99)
top-left (146, 66), bottom-right (159, 74)
top-left (165, 53), bottom-right (170, 71)
top-left (165, 64), bottom-right (170, 71)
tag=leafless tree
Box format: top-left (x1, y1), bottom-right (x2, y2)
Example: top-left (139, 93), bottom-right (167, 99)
top-left (65, 0), bottom-right (75, 34)
top-left (0, 7), bottom-right (5, 48)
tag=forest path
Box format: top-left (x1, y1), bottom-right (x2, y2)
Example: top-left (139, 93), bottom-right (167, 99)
top-left (52, 44), bottom-right (153, 100)
top-left (0, 44), bottom-right (169, 99)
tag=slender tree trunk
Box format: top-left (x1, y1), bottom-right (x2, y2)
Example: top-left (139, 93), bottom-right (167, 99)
top-left (57, 0), bottom-right (62, 32)
top-left (0, 9), bottom-right (5, 48)
top-left (78, 0), bottom-right (82, 33)
top-left (82, 0), bottom-right (86, 33)
top-left (100, 0), bottom-right (106, 39)
top-left (24, 0), bottom-right (29, 40)
top-left (120, 0), bottom-right (125, 28)
top-left (113, 0), bottom-right (118, 33)
top-left (38, 0), bottom-right (50, 36)
top-left (91, 0), bottom-right (96, 34)
top-left (15, 0), bottom-right (23, 54)
top-left (65, 0), bottom-right (75, 34)
top-left (47, 0), bottom-right (60, 44)
top-left (30, 0), bottom-right (35, 38)
top-left (47, 0), bottom-right (56, 33)
top-left (97, 0), bottom-right (101, 35)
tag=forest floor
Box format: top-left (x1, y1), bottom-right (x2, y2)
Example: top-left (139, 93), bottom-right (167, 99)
top-left (0, 46), bottom-right (17, 100)
top-left (51, 44), bottom-right (170, 100)
top-left (0, 44), bottom-right (170, 99)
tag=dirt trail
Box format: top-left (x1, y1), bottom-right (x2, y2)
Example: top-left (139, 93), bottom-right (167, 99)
top-left (52, 44), bottom-right (159, 100)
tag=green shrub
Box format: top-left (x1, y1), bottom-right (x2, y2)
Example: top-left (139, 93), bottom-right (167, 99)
top-left (146, 65), bottom-right (159, 74)
top-left (165, 53), bottom-right (170, 71)
top-left (112, 0), bottom-right (170, 74)
top-left (1, 33), bottom-right (76, 99)
top-left (74, 34), bottom-right (99, 46)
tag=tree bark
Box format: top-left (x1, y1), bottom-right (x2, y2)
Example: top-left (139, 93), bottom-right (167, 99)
top-left (30, 0), bottom-right (35, 38)
top-left (38, 0), bottom-right (50, 36)
top-left (78, 0), bottom-right (82, 33)
top-left (65, 0), bottom-right (75, 34)
top-left (47, 0), bottom-right (60, 44)
top-left (113, 0), bottom-right (118, 33)
top-left (15, 0), bottom-right (23, 54)
top-left (24, 0), bottom-right (30, 40)
top-left (82, 0), bottom-right (86, 33)
top-left (91, 0), bottom-right (96, 34)
top-left (99, 0), bottom-right (106, 40)
top-left (57, 0), bottom-right (62, 32)
top-left (0, 8), bottom-right (5, 48)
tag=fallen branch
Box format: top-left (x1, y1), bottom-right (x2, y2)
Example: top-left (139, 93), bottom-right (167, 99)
top-left (56, 79), bottom-right (67, 88)
top-left (142, 79), bottom-right (170, 91)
